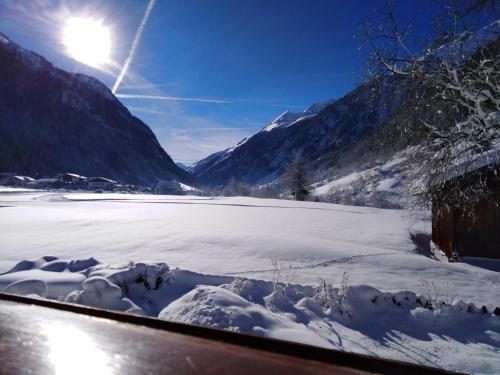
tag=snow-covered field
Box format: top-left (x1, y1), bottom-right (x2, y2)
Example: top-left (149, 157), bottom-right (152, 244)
top-left (0, 186), bottom-right (38, 192)
top-left (0, 191), bottom-right (499, 373)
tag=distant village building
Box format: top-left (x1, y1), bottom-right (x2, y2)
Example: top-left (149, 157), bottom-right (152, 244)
top-left (0, 172), bottom-right (123, 192)
top-left (155, 180), bottom-right (182, 195)
top-left (57, 173), bottom-right (87, 184)
top-left (87, 177), bottom-right (117, 191)
top-left (0, 175), bottom-right (35, 187)
top-left (431, 149), bottom-right (500, 260)
top-left (33, 178), bottom-right (59, 189)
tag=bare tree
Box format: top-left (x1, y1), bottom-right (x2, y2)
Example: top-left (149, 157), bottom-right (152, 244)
top-left (420, 279), bottom-right (458, 307)
top-left (364, 0), bottom-right (499, 214)
top-left (317, 278), bottom-right (330, 307)
top-left (250, 182), bottom-right (281, 199)
top-left (338, 271), bottom-right (351, 306)
top-left (283, 261), bottom-right (299, 286)
top-left (222, 177), bottom-right (251, 197)
top-left (282, 157), bottom-right (310, 201)
top-left (271, 257), bottom-right (282, 292)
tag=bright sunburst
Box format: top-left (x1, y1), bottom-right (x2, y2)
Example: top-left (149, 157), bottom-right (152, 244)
top-left (62, 17), bottom-right (111, 68)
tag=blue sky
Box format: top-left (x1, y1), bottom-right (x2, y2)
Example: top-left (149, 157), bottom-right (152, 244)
top-left (1, 0), bottom-right (427, 163)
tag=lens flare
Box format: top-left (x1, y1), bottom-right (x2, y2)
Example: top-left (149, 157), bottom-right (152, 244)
top-left (62, 17), bottom-right (111, 68)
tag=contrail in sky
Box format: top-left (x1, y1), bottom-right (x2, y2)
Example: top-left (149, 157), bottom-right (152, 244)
top-left (116, 94), bottom-right (231, 104)
top-left (112, 0), bottom-right (156, 94)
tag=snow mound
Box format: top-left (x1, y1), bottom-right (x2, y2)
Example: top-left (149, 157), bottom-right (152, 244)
top-left (1, 256), bottom-right (99, 275)
top-left (158, 284), bottom-right (331, 347)
top-left (160, 285), bottom-right (269, 332)
top-left (0, 256), bottom-right (97, 298)
top-left (68, 258), bottom-right (100, 273)
top-left (1, 256), bottom-right (58, 274)
top-left (158, 278), bottom-right (500, 371)
top-left (87, 262), bottom-right (176, 315)
top-left (66, 276), bottom-right (142, 313)
top-left (3, 279), bottom-right (47, 297)
top-left (88, 262), bottom-right (233, 316)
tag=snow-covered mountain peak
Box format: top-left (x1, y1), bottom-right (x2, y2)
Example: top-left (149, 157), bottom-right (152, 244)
top-left (0, 32), bottom-right (10, 45)
top-left (261, 99), bottom-right (333, 132)
top-left (262, 112), bottom-right (299, 132)
top-left (304, 99), bottom-right (335, 115)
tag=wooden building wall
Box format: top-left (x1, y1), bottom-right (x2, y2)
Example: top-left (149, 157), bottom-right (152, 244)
top-left (432, 205), bottom-right (454, 259)
top-left (432, 174), bottom-right (500, 260)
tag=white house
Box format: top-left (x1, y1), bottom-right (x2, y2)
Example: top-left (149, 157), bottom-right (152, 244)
top-left (57, 173), bottom-right (87, 184)
top-left (33, 178), bottom-right (59, 189)
top-left (0, 175), bottom-right (35, 187)
top-left (87, 177), bottom-right (117, 191)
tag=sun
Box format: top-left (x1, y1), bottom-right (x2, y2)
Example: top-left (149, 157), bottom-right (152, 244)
top-left (62, 17), bottom-right (111, 68)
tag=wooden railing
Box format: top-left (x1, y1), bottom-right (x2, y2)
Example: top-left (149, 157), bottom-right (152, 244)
top-left (0, 292), bottom-right (459, 375)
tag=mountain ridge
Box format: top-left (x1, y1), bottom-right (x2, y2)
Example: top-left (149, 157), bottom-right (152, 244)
top-left (191, 77), bottom-right (404, 187)
top-left (191, 21), bottom-right (499, 190)
top-left (0, 33), bottom-right (189, 186)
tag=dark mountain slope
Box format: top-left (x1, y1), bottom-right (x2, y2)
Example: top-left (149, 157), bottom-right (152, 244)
top-left (192, 78), bottom-right (405, 187)
top-left (0, 33), bottom-right (189, 185)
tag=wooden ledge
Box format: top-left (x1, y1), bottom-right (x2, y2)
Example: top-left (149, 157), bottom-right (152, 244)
top-left (0, 293), bottom-right (458, 374)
